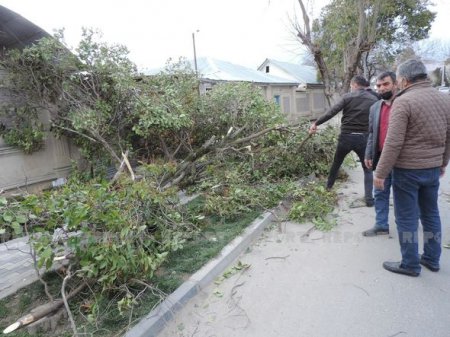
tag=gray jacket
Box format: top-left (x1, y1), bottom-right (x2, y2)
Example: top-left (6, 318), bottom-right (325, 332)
top-left (365, 100), bottom-right (383, 170)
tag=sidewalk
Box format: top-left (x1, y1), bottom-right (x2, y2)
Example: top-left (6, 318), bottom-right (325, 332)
top-left (155, 167), bottom-right (450, 337)
top-left (0, 236), bottom-right (37, 300)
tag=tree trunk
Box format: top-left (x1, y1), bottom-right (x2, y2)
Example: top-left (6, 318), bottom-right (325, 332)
top-left (341, 0), bottom-right (381, 93)
top-left (295, 0), bottom-right (333, 107)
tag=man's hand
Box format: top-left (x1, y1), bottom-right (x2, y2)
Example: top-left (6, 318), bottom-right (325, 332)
top-left (373, 176), bottom-right (385, 190)
top-left (440, 165), bottom-right (446, 177)
top-left (309, 123), bottom-right (317, 135)
top-left (364, 159), bottom-right (373, 169)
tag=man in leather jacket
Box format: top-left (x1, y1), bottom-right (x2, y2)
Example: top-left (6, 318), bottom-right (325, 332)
top-left (309, 75), bottom-right (378, 206)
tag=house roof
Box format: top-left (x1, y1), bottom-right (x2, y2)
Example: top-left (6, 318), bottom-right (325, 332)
top-left (258, 58), bottom-right (319, 84)
top-left (195, 57), bottom-right (298, 85)
top-left (143, 57), bottom-right (299, 85)
top-left (0, 5), bottom-right (50, 50)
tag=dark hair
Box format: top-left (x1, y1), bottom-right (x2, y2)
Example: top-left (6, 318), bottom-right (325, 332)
top-left (397, 59), bottom-right (427, 83)
top-left (377, 71), bottom-right (396, 82)
top-left (351, 75), bottom-right (370, 87)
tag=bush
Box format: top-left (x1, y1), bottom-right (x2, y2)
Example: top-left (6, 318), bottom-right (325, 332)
top-left (25, 177), bottom-right (195, 290)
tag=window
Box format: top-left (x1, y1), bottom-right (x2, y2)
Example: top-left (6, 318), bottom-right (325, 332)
top-left (296, 95), bottom-right (308, 113)
top-left (274, 95), bottom-right (280, 105)
top-left (282, 97), bottom-right (291, 113)
top-left (265, 66), bottom-right (270, 73)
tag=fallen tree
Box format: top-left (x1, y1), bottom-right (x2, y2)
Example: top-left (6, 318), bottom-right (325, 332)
top-left (0, 30), bottom-right (339, 336)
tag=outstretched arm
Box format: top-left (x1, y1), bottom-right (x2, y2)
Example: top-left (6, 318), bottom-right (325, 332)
top-left (309, 96), bottom-right (347, 134)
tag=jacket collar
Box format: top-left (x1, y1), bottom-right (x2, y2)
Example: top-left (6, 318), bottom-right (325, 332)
top-left (395, 80), bottom-right (431, 99)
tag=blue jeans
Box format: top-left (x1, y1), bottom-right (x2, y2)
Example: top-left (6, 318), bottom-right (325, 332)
top-left (392, 167), bottom-right (442, 273)
top-left (327, 133), bottom-right (373, 203)
top-left (374, 172), bottom-right (392, 230)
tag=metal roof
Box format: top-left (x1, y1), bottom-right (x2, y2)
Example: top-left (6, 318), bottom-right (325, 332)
top-left (258, 58), bottom-right (319, 84)
top-left (0, 5), bottom-right (50, 50)
top-left (144, 57), bottom-right (299, 85)
top-left (195, 57), bottom-right (299, 85)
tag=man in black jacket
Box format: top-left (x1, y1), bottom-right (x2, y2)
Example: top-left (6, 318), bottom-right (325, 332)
top-left (309, 75), bottom-right (378, 206)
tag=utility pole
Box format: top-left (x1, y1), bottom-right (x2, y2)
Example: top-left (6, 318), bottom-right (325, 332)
top-left (192, 30), bottom-right (199, 77)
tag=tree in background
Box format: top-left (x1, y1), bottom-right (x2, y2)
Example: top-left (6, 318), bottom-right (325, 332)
top-left (294, 0), bottom-right (436, 95)
top-left (424, 39), bottom-right (450, 86)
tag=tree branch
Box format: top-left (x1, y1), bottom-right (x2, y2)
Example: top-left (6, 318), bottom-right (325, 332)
top-left (61, 267), bottom-right (79, 337)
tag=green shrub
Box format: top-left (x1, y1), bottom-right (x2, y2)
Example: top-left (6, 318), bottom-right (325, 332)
top-left (26, 177), bottom-right (195, 291)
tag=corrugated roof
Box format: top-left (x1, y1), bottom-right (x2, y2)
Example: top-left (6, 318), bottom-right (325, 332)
top-left (0, 5), bottom-right (50, 49)
top-left (143, 57), bottom-right (299, 85)
top-left (260, 59), bottom-right (319, 84)
top-left (196, 57), bottom-right (298, 84)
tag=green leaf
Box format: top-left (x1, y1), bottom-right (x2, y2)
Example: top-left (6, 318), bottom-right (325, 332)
top-left (16, 214), bottom-right (28, 224)
top-left (94, 255), bottom-right (104, 261)
top-left (3, 214), bottom-right (13, 223)
top-left (0, 197), bottom-right (7, 206)
top-left (11, 222), bottom-right (23, 235)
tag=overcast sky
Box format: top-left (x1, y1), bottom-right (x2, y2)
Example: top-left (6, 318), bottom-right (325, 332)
top-left (1, 0), bottom-right (449, 71)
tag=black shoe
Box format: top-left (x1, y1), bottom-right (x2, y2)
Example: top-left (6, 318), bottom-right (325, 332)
top-left (362, 226), bottom-right (389, 237)
top-left (366, 200), bottom-right (374, 207)
top-left (382, 261), bottom-right (419, 277)
top-left (419, 255), bottom-right (440, 272)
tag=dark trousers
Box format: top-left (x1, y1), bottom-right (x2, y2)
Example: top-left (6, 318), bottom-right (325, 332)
top-left (327, 132), bottom-right (373, 202)
top-left (393, 167), bottom-right (441, 272)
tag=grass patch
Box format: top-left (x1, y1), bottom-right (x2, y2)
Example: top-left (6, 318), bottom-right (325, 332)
top-left (0, 301), bottom-right (7, 319)
top-left (162, 210), bottom-right (260, 275)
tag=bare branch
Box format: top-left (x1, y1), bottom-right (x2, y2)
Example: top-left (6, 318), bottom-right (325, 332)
top-left (61, 267), bottom-right (79, 337)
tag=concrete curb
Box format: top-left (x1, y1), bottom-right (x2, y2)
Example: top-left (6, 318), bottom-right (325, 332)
top-left (125, 206), bottom-right (284, 337)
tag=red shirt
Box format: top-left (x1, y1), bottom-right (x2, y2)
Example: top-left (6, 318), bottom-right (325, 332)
top-left (378, 102), bottom-right (392, 151)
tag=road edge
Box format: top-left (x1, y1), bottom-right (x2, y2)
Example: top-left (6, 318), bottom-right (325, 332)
top-left (125, 205), bottom-right (284, 337)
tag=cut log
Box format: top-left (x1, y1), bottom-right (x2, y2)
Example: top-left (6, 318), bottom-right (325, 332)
top-left (2, 282), bottom-right (86, 334)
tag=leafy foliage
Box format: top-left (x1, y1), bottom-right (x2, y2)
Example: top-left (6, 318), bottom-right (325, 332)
top-left (0, 196), bottom-right (29, 241)
top-left (0, 29), bottom-right (138, 162)
top-left (0, 31), bottom-right (283, 168)
top-left (312, 0), bottom-right (435, 85)
top-left (0, 105), bottom-right (45, 153)
top-left (247, 124), bottom-right (338, 179)
top-left (199, 82), bottom-right (283, 138)
top-left (186, 125), bottom-right (338, 220)
top-left (288, 181), bottom-right (338, 231)
top-left (25, 177), bottom-right (194, 290)
top-left (133, 62), bottom-right (198, 137)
